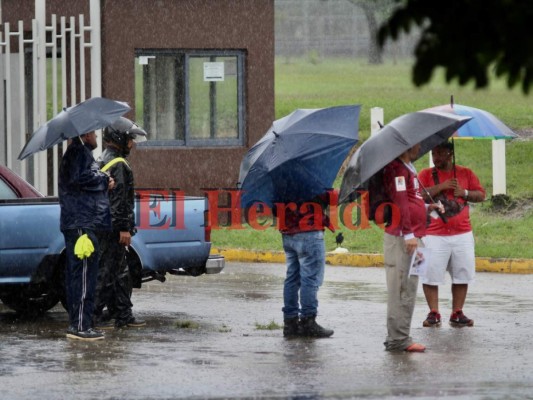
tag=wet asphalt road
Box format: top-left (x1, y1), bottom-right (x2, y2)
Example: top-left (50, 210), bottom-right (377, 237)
top-left (1, 262), bottom-right (532, 400)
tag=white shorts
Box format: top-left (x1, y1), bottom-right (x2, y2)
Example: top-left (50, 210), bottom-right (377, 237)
top-left (421, 232), bottom-right (475, 285)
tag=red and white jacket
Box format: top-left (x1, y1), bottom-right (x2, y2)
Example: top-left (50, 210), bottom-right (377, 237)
top-left (383, 159), bottom-right (427, 239)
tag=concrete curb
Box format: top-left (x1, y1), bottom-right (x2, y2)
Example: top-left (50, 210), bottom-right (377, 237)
top-left (212, 248), bottom-right (533, 274)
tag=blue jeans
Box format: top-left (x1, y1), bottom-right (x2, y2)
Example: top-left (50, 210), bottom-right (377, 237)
top-left (63, 229), bottom-right (100, 332)
top-left (282, 230), bottom-right (325, 319)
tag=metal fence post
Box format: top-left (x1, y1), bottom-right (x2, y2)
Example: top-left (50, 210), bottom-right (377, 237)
top-left (36, 0), bottom-right (48, 195)
top-left (3, 22), bottom-right (12, 170)
top-left (18, 20), bottom-right (27, 179)
top-left (90, 0), bottom-right (102, 157)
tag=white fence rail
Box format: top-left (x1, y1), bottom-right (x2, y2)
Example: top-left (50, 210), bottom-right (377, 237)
top-left (0, 0), bottom-right (101, 196)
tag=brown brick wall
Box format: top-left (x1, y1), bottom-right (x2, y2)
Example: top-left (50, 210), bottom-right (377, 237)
top-left (101, 0), bottom-right (275, 195)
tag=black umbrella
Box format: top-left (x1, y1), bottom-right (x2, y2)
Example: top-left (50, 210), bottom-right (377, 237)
top-left (338, 110), bottom-right (472, 204)
top-left (238, 105), bottom-right (360, 209)
top-left (18, 97), bottom-right (130, 160)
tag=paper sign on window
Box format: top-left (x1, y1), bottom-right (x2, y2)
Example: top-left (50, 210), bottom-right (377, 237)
top-left (204, 62), bottom-right (224, 82)
top-left (138, 56), bottom-right (156, 65)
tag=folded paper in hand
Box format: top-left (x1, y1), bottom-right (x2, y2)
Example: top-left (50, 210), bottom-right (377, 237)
top-left (409, 247), bottom-right (431, 277)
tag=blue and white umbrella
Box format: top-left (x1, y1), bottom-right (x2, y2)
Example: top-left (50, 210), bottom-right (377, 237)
top-left (425, 97), bottom-right (516, 140)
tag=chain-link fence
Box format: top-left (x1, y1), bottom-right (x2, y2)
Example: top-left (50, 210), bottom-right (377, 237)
top-left (275, 0), bottom-right (419, 62)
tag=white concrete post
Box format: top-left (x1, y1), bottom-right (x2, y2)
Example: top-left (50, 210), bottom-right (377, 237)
top-left (370, 107), bottom-right (383, 136)
top-left (492, 139), bottom-right (507, 195)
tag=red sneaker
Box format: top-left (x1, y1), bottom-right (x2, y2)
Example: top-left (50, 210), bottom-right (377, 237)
top-left (449, 310), bottom-right (474, 327)
top-left (423, 310), bottom-right (442, 327)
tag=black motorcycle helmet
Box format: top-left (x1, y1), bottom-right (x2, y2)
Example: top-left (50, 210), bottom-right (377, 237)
top-left (103, 117), bottom-right (147, 152)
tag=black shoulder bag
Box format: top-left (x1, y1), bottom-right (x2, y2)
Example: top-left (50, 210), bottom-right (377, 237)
top-left (431, 168), bottom-right (465, 218)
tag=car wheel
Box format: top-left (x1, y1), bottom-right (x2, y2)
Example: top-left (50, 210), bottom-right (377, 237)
top-left (0, 286), bottom-right (60, 316)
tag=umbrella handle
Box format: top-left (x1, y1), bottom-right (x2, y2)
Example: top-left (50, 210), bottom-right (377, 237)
top-left (452, 138), bottom-right (456, 179)
top-left (418, 179), bottom-right (448, 224)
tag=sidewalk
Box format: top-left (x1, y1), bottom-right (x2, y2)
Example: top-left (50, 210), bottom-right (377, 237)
top-left (212, 248), bottom-right (533, 274)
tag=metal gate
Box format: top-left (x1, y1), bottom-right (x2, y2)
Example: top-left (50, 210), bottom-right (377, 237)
top-left (0, 0), bottom-right (102, 196)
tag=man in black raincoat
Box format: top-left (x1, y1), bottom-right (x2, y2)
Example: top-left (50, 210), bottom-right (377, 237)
top-left (93, 117), bottom-right (147, 329)
top-left (59, 132), bottom-right (113, 341)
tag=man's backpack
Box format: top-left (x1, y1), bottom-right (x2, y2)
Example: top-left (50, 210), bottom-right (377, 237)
top-left (367, 169), bottom-right (393, 225)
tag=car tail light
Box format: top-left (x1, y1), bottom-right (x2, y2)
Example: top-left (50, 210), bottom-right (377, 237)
top-left (204, 209), bottom-right (211, 242)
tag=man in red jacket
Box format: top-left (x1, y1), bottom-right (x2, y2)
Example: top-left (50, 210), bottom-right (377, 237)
top-left (418, 141), bottom-right (485, 328)
top-left (382, 143), bottom-right (441, 352)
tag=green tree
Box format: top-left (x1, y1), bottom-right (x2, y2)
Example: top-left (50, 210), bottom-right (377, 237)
top-left (378, 0), bottom-right (533, 94)
top-left (320, 0), bottom-right (394, 64)
top-left (344, 0), bottom-right (395, 64)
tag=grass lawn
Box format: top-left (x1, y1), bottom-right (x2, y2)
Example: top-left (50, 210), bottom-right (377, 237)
top-left (212, 58), bottom-right (533, 259)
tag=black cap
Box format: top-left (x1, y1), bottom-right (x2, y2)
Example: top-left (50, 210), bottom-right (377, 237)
top-left (435, 140), bottom-right (454, 152)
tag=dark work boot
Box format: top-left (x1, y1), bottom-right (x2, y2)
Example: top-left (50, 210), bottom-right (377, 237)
top-left (299, 315), bottom-right (334, 338)
top-left (115, 315), bottom-right (146, 328)
top-left (283, 317), bottom-right (300, 338)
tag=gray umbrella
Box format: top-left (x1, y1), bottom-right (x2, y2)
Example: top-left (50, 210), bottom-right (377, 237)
top-left (18, 97), bottom-right (130, 160)
top-left (338, 110), bottom-right (472, 204)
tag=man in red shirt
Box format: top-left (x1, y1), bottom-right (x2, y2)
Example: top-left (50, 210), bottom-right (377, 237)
top-left (382, 143), bottom-right (442, 352)
top-left (418, 141), bottom-right (485, 328)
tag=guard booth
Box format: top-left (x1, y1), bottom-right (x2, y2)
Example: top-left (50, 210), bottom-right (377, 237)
top-left (0, 0), bottom-right (275, 197)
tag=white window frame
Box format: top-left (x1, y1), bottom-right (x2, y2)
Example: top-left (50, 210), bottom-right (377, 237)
top-left (135, 49), bottom-right (246, 147)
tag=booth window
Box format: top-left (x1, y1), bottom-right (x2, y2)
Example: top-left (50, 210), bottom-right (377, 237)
top-left (135, 50), bottom-right (245, 146)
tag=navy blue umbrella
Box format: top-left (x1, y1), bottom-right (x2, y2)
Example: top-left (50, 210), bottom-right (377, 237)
top-left (238, 105), bottom-right (360, 209)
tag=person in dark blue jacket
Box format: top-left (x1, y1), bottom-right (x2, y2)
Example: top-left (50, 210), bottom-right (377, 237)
top-left (59, 131), bottom-right (113, 341)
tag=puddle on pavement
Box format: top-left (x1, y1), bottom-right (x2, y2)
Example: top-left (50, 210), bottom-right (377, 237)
top-left (1, 263), bottom-right (533, 399)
